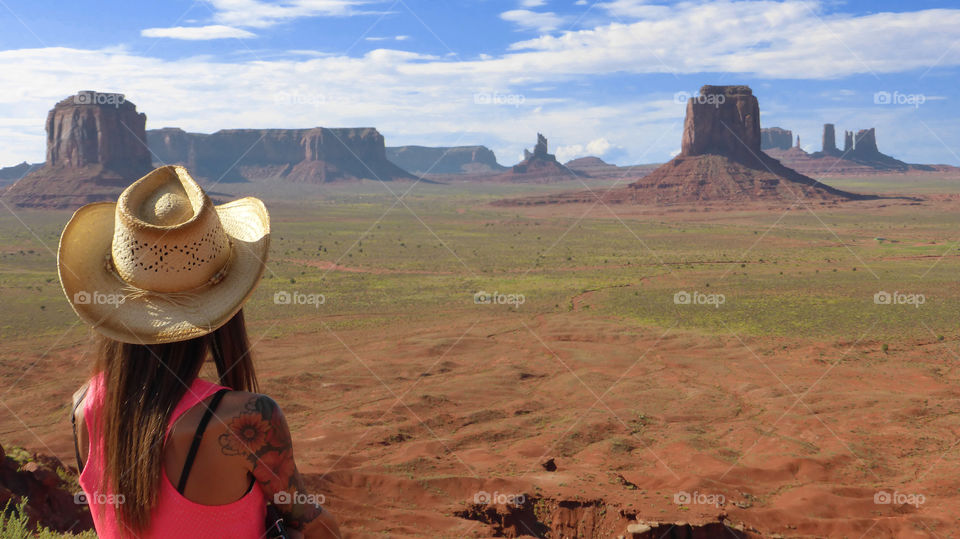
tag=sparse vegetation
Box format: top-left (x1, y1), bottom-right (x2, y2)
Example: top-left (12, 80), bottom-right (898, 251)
top-left (0, 499), bottom-right (95, 539)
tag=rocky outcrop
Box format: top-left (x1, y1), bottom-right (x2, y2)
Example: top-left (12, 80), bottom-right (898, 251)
top-left (804, 125), bottom-right (928, 171)
top-left (635, 85), bottom-right (862, 202)
top-left (2, 91), bottom-right (153, 208)
top-left (514, 133), bottom-right (557, 172)
top-left (0, 442), bottom-right (93, 533)
top-left (760, 127), bottom-right (793, 150)
top-left (852, 128), bottom-right (879, 156)
top-left (147, 127), bottom-right (413, 183)
top-left (680, 86), bottom-right (762, 163)
top-left (386, 145), bottom-right (506, 175)
top-left (844, 128), bottom-right (929, 170)
top-left (821, 124), bottom-right (840, 156)
top-left (499, 85), bottom-right (867, 205)
top-left (0, 162), bottom-right (42, 188)
top-left (484, 134), bottom-right (585, 183)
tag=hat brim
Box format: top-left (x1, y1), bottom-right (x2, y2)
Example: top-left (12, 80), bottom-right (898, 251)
top-left (58, 198), bottom-right (270, 345)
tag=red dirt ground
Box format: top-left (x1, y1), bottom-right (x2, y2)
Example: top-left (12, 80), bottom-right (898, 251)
top-left (2, 308), bottom-right (958, 537)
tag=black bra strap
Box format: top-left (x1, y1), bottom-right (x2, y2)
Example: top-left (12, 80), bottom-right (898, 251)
top-left (176, 389), bottom-right (230, 495)
top-left (71, 384), bottom-right (89, 473)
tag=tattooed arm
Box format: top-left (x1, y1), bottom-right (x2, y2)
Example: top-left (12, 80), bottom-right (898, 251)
top-left (219, 394), bottom-right (342, 539)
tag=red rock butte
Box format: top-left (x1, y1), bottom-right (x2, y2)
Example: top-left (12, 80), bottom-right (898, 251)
top-left (147, 127), bottom-right (413, 184)
top-left (499, 85), bottom-right (869, 206)
top-left (2, 91), bottom-right (153, 209)
top-left (487, 133), bottom-right (586, 183)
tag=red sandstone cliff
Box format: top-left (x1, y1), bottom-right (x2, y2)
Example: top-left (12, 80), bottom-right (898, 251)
top-left (147, 127), bottom-right (414, 184)
top-left (2, 91), bottom-right (153, 208)
top-left (497, 86), bottom-right (867, 206)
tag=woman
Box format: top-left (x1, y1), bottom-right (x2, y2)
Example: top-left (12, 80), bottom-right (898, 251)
top-left (61, 165), bottom-right (341, 538)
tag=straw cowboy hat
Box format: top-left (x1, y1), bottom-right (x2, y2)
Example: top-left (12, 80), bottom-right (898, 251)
top-left (58, 165), bottom-right (270, 344)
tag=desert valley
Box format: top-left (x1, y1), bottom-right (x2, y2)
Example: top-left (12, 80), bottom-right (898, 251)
top-left (0, 78), bottom-right (959, 539)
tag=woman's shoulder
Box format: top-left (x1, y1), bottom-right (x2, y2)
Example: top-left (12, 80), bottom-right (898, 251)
top-left (215, 390), bottom-right (286, 421)
top-left (206, 391), bottom-right (292, 467)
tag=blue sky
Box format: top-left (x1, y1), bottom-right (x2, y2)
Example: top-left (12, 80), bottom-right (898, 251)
top-left (1, 0), bottom-right (959, 167)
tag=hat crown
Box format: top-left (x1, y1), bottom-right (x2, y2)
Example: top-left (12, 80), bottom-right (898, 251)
top-left (147, 191), bottom-right (193, 226)
top-left (111, 167), bottom-right (231, 293)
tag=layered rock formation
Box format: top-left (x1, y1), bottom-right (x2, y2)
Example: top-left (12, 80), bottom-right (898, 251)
top-left (2, 91), bottom-right (153, 208)
top-left (773, 124), bottom-right (933, 173)
top-left (487, 134), bottom-right (585, 183)
top-left (842, 128), bottom-right (925, 170)
top-left (148, 127), bottom-right (414, 183)
top-left (760, 127), bottom-right (793, 151)
top-left (624, 86), bottom-right (862, 203)
top-left (500, 86), bottom-right (865, 205)
top-left (0, 442), bottom-right (93, 533)
top-left (385, 145), bottom-right (506, 175)
top-left (0, 162), bottom-right (42, 188)
top-left (821, 124), bottom-right (840, 156)
top-left (679, 86), bottom-right (763, 162)
top-left (852, 128), bottom-right (878, 155)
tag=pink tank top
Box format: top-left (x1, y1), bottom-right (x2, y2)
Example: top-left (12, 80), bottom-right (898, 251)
top-left (79, 373), bottom-right (267, 538)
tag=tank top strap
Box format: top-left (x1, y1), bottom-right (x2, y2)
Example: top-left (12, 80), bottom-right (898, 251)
top-left (165, 378), bottom-right (231, 439)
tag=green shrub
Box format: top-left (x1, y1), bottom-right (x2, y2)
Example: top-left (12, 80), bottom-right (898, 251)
top-left (0, 498), bottom-right (96, 539)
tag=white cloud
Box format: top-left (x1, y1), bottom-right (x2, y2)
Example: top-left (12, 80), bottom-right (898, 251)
top-left (500, 9), bottom-right (569, 33)
top-left (206, 0), bottom-right (382, 28)
top-left (520, 0), bottom-right (547, 7)
top-left (140, 25), bottom-right (256, 40)
top-left (507, 2), bottom-right (960, 78)
top-left (3, 1), bottom-right (960, 167)
top-left (365, 35), bottom-right (410, 42)
top-left (555, 137), bottom-right (626, 163)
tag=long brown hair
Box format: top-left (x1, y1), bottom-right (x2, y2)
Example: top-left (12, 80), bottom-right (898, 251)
top-left (93, 309), bottom-right (259, 531)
